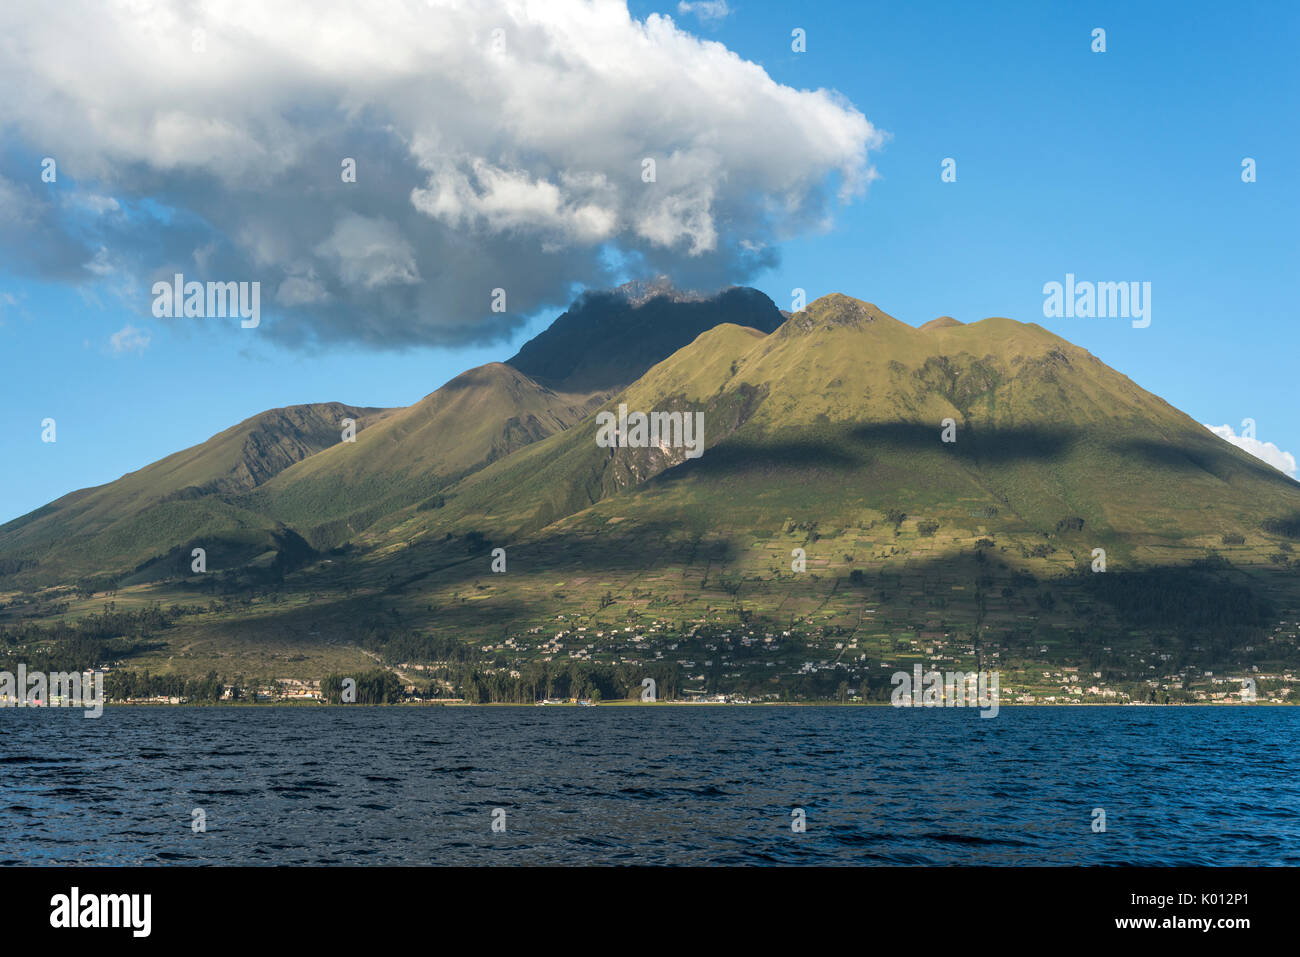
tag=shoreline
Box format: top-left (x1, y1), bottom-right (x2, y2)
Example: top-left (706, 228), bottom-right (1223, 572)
top-left (2, 700), bottom-right (1289, 709)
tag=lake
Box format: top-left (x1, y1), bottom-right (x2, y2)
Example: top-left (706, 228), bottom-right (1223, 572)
top-left (1, 706), bottom-right (1296, 865)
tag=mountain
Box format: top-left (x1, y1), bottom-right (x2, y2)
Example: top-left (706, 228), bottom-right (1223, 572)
top-left (3, 292), bottom-right (1299, 701)
top-left (241, 362), bottom-right (597, 553)
top-left (383, 293), bottom-right (1300, 549)
top-left (0, 402), bottom-right (388, 583)
top-left (0, 284), bottom-right (784, 581)
top-left (285, 294), bottom-right (1300, 698)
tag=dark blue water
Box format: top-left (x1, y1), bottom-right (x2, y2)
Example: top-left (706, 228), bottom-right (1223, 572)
top-left (1, 706), bottom-right (1296, 865)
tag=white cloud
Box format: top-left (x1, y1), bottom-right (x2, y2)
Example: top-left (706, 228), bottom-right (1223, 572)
top-left (0, 0), bottom-right (882, 348)
top-left (65, 192), bottom-right (121, 216)
top-left (678, 1), bottom-right (732, 24)
top-left (109, 324), bottom-right (151, 355)
top-left (83, 246), bottom-right (117, 277)
top-left (1205, 423), bottom-right (1298, 478)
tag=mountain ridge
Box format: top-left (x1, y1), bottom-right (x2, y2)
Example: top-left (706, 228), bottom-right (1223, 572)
top-left (0, 285), bottom-right (787, 578)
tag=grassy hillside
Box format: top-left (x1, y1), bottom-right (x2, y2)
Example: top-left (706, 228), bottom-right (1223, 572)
top-left (0, 285), bottom-right (779, 582)
top-left (373, 293), bottom-right (1300, 552)
top-left (0, 402), bottom-right (387, 582)
top-left (242, 363), bottom-right (600, 551)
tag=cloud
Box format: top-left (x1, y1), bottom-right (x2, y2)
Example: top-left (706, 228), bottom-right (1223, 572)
top-left (677, 1), bottom-right (732, 24)
top-left (64, 192), bottom-right (121, 216)
top-left (1205, 423), bottom-right (1298, 478)
top-left (313, 214), bottom-right (421, 290)
top-left (109, 324), bottom-right (151, 355)
top-left (0, 0), bottom-right (882, 350)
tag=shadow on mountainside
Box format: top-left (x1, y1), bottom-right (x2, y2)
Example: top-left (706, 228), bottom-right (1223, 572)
top-left (1114, 438), bottom-right (1300, 489)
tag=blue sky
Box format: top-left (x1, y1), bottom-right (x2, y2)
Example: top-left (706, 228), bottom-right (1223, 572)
top-left (2, 0), bottom-right (1296, 523)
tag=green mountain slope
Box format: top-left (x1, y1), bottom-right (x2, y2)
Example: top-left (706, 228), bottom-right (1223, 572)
top-left (383, 293), bottom-right (1300, 553)
top-left (0, 402), bottom-right (387, 581)
top-left (0, 284), bottom-right (787, 583)
top-left (222, 284), bottom-right (787, 551)
top-left (282, 294), bottom-right (1298, 701)
top-left (241, 362), bottom-right (600, 551)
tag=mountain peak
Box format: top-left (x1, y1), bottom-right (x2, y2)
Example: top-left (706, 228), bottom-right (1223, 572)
top-left (506, 283), bottom-right (783, 394)
top-left (779, 293), bottom-right (901, 335)
top-left (608, 276), bottom-right (707, 306)
top-left (920, 316), bottom-right (963, 331)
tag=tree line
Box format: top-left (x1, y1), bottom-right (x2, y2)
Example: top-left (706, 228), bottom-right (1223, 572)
top-left (103, 669), bottom-right (226, 702)
top-left (453, 660), bottom-right (684, 703)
